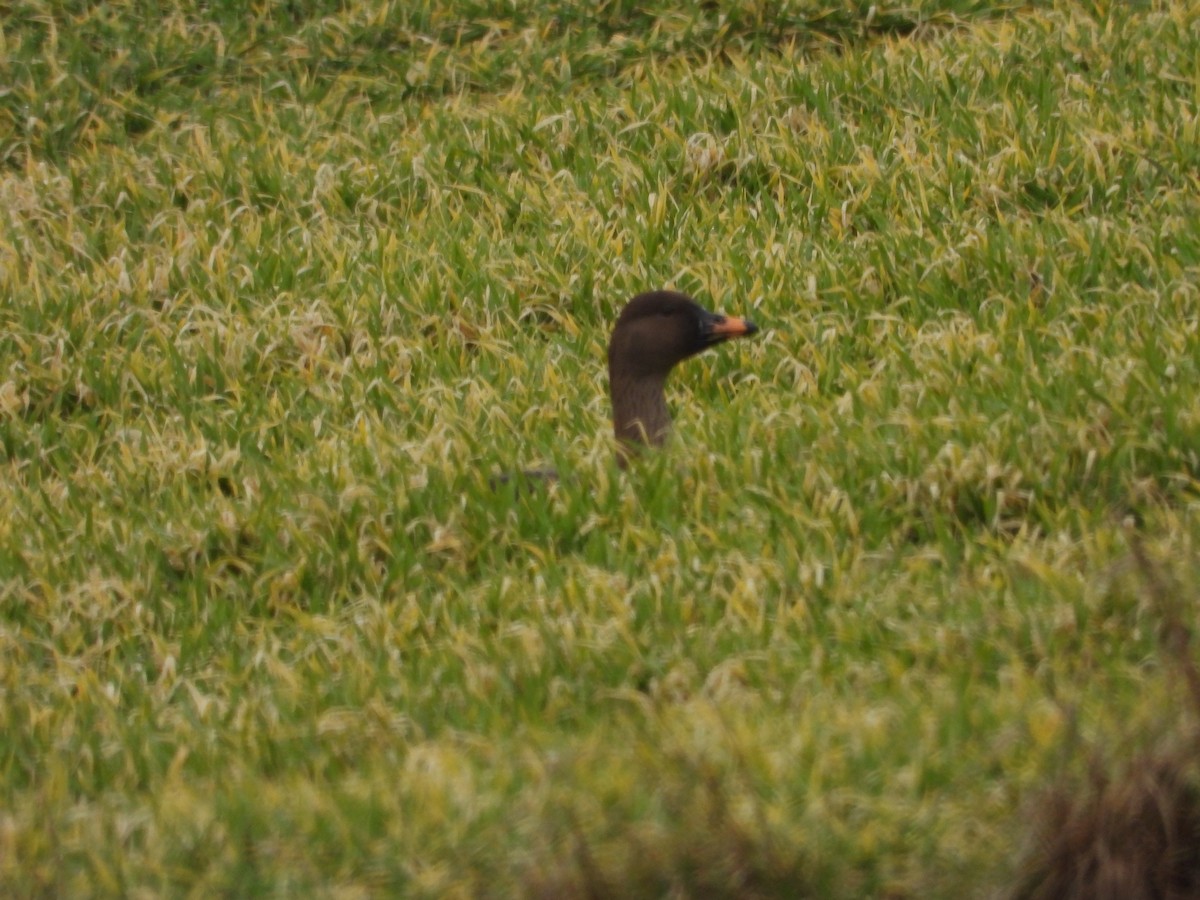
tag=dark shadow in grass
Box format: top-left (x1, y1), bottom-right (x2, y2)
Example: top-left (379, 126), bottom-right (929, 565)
top-left (2, 2), bottom-right (1024, 165)
top-left (518, 738), bottom-right (812, 899)
top-left (467, 460), bottom-right (638, 573)
top-left (392, 2), bottom-right (1022, 102)
top-left (1009, 527), bottom-right (1200, 900)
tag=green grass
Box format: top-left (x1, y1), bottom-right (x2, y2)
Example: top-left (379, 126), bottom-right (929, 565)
top-left (2, 0), bottom-right (1199, 896)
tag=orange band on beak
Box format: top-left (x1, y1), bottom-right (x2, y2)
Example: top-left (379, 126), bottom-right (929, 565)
top-left (710, 315), bottom-right (759, 337)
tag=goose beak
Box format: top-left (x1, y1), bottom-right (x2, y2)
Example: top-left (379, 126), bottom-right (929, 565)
top-left (704, 312), bottom-right (759, 343)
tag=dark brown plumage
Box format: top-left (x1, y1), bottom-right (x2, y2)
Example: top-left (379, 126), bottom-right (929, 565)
top-left (608, 290), bottom-right (758, 465)
top-left (494, 290), bottom-right (758, 487)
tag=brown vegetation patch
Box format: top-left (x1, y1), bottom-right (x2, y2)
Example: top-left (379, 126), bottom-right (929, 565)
top-left (1012, 530), bottom-right (1200, 900)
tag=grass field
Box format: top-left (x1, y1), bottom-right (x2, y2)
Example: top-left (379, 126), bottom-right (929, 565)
top-left (2, 0), bottom-right (1199, 896)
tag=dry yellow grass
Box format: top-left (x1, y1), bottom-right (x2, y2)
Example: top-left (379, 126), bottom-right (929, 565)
top-left (1, 1), bottom-right (1198, 896)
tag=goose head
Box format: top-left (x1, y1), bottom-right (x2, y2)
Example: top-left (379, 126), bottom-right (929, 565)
top-left (607, 290), bottom-right (758, 461)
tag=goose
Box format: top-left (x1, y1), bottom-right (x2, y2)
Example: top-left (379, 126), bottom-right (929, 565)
top-left (495, 290), bottom-right (758, 485)
top-left (607, 290), bottom-right (758, 465)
